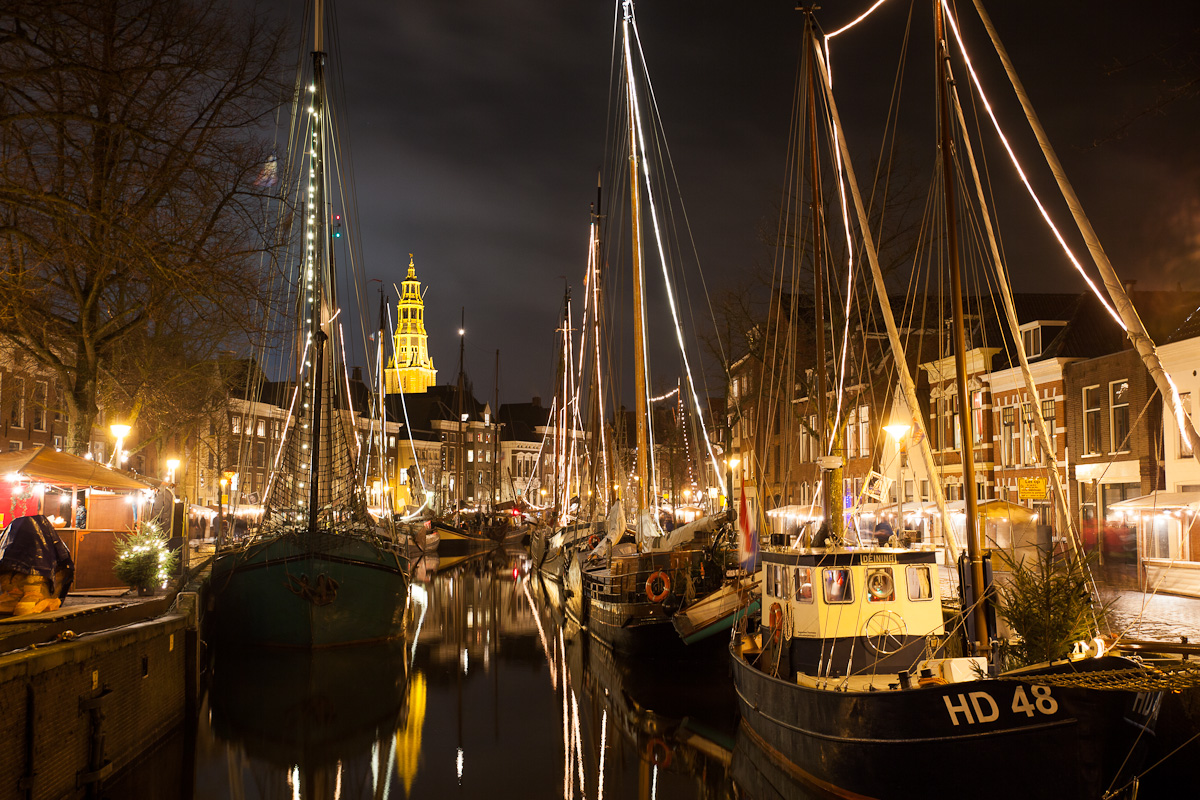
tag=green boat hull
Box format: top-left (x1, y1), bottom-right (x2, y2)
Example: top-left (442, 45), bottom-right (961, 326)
top-left (207, 529), bottom-right (409, 648)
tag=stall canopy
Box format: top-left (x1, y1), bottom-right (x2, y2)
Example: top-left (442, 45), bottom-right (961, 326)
top-left (0, 446), bottom-right (151, 491)
top-left (1108, 491), bottom-right (1200, 514)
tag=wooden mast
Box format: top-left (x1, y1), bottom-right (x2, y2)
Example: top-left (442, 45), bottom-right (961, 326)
top-left (935, 0), bottom-right (990, 658)
top-left (805, 9), bottom-right (834, 538)
top-left (623, 4), bottom-right (650, 516)
top-left (306, 0), bottom-right (328, 533)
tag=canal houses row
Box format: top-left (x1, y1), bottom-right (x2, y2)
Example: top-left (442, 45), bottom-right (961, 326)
top-left (729, 288), bottom-right (1200, 596)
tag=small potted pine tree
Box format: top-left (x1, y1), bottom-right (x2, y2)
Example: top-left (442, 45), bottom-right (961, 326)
top-left (113, 520), bottom-right (179, 596)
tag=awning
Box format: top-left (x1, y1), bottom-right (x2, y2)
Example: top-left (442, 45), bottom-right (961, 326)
top-left (0, 445), bottom-right (152, 491)
top-left (1109, 491), bottom-right (1200, 512)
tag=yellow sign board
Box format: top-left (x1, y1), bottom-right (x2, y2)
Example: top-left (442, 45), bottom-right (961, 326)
top-left (1017, 477), bottom-right (1047, 501)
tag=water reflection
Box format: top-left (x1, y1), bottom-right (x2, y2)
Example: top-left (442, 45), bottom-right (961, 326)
top-left (155, 547), bottom-right (795, 798)
top-left (208, 642), bottom-right (416, 798)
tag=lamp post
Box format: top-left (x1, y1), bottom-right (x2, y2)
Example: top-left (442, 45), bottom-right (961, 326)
top-left (109, 423), bottom-right (131, 467)
top-left (727, 457), bottom-right (740, 520)
top-left (218, 476), bottom-right (228, 548)
top-left (883, 421), bottom-right (911, 540)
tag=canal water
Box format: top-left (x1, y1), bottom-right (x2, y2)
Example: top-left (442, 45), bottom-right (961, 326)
top-left (110, 545), bottom-right (804, 799)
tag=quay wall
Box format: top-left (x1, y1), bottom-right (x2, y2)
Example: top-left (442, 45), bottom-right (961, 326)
top-left (0, 614), bottom-right (189, 800)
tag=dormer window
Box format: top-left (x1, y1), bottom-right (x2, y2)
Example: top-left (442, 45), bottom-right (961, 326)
top-left (1018, 320), bottom-right (1066, 358)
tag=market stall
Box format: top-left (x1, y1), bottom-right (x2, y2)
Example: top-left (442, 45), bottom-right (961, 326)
top-left (0, 446), bottom-right (153, 590)
top-left (1109, 491), bottom-right (1200, 598)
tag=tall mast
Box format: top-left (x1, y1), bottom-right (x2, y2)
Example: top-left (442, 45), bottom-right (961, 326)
top-left (805, 10), bottom-right (834, 537)
top-left (457, 307), bottom-right (465, 518)
top-left (623, 2), bottom-right (650, 515)
top-left (935, 0), bottom-right (989, 658)
top-left (306, 1), bottom-right (330, 533)
top-left (493, 348), bottom-right (500, 513)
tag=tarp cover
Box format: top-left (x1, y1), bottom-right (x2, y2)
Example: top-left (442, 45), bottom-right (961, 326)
top-left (0, 446), bottom-right (151, 491)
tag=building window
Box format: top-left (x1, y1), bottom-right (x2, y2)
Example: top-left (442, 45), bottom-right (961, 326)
top-left (1021, 402), bottom-right (1037, 465)
top-left (1000, 406), bottom-right (1016, 466)
top-left (1040, 398), bottom-right (1056, 458)
top-left (971, 391), bottom-right (984, 446)
top-left (9, 377), bottom-right (24, 428)
top-left (858, 405), bottom-right (870, 456)
top-left (1083, 386), bottom-right (1102, 455)
top-left (1021, 325), bottom-right (1042, 358)
top-left (846, 407), bottom-right (859, 459)
top-left (257, 418), bottom-right (266, 437)
top-left (1179, 392), bottom-right (1194, 458)
top-left (1110, 380), bottom-right (1130, 453)
top-left (32, 381), bottom-right (47, 432)
top-left (231, 415), bottom-right (241, 435)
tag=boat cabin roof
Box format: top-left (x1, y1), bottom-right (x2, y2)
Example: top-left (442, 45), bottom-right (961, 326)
top-left (761, 547), bottom-right (937, 567)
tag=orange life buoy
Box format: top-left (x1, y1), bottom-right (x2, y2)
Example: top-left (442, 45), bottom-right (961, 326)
top-left (645, 737), bottom-right (672, 768)
top-left (769, 602), bottom-right (783, 629)
top-left (645, 569), bottom-right (671, 603)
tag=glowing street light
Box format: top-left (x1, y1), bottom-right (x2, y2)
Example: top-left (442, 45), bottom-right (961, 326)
top-left (166, 458), bottom-right (180, 483)
top-left (884, 420), bottom-right (911, 539)
top-left (109, 423), bottom-right (131, 467)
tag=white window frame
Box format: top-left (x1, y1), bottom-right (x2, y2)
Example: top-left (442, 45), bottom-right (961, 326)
top-left (1110, 379), bottom-right (1130, 454)
top-left (1083, 385), bottom-right (1102, 456)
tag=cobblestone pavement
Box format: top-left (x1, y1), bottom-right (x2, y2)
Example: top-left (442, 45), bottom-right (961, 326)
top-left (1097, 586), bottom-right (1200, 642)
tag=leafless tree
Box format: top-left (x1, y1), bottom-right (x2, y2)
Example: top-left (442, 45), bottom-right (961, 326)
top-left (0, 0), bottom-right (290, 454)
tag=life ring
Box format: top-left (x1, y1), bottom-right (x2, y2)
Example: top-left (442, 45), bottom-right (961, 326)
top-left (645, 570), bottom-right (671, 603)
top-left (587, 532), bottom-right (601, 549)
top-left (645, 737), bottom-right (672, 768)
top-left (768, 602), bottom-right (783, 629)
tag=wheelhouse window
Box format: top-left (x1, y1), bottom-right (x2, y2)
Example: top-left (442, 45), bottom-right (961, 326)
top-left (793, 568), bottom-right (813, 602)
top-left (822, 568), bottom-right (853, 604)
top-left (907, 565), bottom-right (934, 600)
top-left (866, 567), bottom-right (895, 602)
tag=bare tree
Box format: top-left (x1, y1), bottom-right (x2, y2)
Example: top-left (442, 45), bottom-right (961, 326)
top-left (0, 0), bottom-right (289, 454)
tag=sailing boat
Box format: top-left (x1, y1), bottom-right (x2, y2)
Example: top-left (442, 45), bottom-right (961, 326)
top-left (729, 7), bottom-right (1162, 797)
top-left (563, 0), bottom-right (735, 657)
top-left (206, 0), bottom-right (408, 648)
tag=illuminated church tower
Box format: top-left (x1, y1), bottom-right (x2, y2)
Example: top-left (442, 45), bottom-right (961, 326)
top-left (384, 254), bottom-right (437, 394)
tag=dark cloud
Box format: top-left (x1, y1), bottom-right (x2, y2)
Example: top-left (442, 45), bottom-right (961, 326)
top-left (248, 0), bottom-right (1199, 400)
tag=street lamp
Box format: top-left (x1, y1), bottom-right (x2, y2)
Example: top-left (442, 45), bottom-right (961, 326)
top-left (166, 458), bottom-right (180, 483)
top-left (109, 423), bottom-right (131, 467)
top-left (883, 421), bottom-right (911, 540)
top-left (727, 457), bottom-right (740, 516)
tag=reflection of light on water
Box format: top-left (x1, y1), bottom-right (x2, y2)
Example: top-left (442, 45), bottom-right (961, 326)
top-left (598, 709), bottom-right (608, 800)
top-left (395, 671), bottom-right (427, 795)
top-left (522, 576), bottom-right (557, 688)
top-left (571, 690), bottom-right (585, 795)
top-left (456, 746), bottom-right (464, 784)
top-left (461, 647), bottom-right (469, 676)
top-left (409, 583), bottom-right (428, 671)
top-left (562, 643), bottom-right (570, 799)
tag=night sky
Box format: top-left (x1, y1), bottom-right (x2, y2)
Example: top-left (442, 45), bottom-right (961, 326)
top-left (248, 0), bottom-right (1199, 403)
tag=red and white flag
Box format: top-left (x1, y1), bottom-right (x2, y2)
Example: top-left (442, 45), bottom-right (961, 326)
top-left (737, 472), bottom-right (758, 570)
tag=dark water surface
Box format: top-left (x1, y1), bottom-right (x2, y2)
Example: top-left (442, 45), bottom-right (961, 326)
top-left (113, 546), bottom-right (792, 799)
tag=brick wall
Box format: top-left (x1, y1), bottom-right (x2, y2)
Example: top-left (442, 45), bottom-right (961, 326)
top-left (0, 615), bottom-right (187, 800)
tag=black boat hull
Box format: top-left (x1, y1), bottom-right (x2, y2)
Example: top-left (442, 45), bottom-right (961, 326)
top-left (730, 641), bottom-right (1159, 799)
